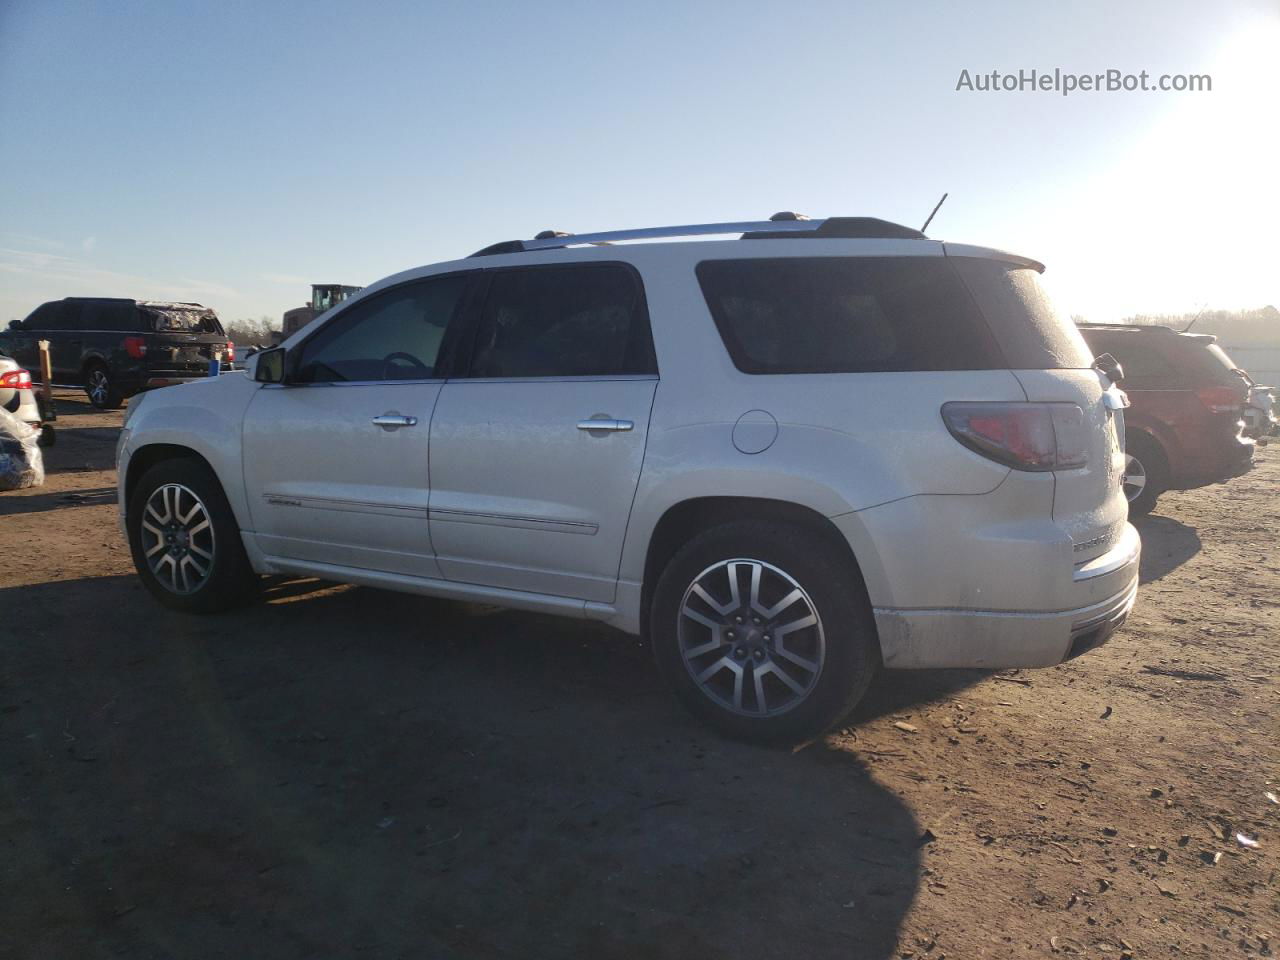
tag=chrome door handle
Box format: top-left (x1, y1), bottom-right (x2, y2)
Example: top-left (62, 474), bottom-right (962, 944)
top-left (371, 414), bottom-right (418, 428)
top-left (577, 418), bottom-right (634, 432)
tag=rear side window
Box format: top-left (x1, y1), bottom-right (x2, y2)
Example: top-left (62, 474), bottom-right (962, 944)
top-left (1082, 333), bottom-right (1179, 387)
top-left (99, 302), bottom-right (142, 332)
top-left (79, 302), bottom-right (138, 332)
top-left (950, 258), bottom-right (1093, 369)
top-left (467, 263), bottom-right (656, 378)
top-left (696, 257), bottom-right (1001, 374)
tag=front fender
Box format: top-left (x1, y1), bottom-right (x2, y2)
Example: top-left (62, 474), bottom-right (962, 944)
top-left (119, 376), bottom-right (257, 529)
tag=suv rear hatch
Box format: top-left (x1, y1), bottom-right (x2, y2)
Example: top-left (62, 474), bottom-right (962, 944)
top-left (140, 303), bottom-right (230, 372)
top-left (948, 249), bottom-right (1129, 564)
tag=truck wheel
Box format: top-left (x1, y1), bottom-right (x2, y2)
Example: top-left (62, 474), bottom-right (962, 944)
top-left (651, 520), bottom-right (879, 744)
top-left (85, 363), bottom-right (123, 410)
top-left (1123, 433), bottom-right (1168, 516)
top-left (126, 458), bottom-right (260, 613)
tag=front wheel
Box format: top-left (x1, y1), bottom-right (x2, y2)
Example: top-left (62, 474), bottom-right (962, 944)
top-left (127, 458), bottom-right (260, 613)
top-left (651, 520), bottom-right (879, 744)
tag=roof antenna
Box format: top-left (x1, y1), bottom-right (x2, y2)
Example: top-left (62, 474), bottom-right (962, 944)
top-left (1182, 302), bottom-right (1208, 333)
top-left (920, 192), bottom-right (948, 234)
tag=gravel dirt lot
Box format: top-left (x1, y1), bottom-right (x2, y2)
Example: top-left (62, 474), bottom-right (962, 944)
top-left (2, 391), bottom-right (1277, 959)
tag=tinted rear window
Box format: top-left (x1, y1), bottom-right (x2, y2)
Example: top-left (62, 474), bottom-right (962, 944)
top-left (950, 257), bottom-right (1093, 369)
top-left (696, 257), bottom-right (1002, 374)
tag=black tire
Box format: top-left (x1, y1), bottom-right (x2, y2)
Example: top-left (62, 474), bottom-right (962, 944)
top-left (1123, 432), bottom-right (1168, 517)
top-left (126, 457), bottom-right (260, 613)
top-left (651, 520), bottom-right (879, 744)
top-left (84, 362), bottom-right (123, 410)
top-left (37, 425), bottom-right (55, 447)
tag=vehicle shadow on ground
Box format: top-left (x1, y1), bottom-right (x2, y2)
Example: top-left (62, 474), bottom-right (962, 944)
top-left (4, 575), bottom-right (927, 960)
top-left (0, 486), bottom-right (117, 516)
top-left (1133, 514), bottom-right (1202, 584)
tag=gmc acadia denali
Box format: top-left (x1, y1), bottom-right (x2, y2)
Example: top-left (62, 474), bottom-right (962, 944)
top-left (116, 215), bottom-right (1141, 741)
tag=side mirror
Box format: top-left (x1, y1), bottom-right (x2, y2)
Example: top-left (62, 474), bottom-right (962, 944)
top-left (253, 346), bottom-right (287, 384)
top-left (1093, 353), bottom-right (1124, 385)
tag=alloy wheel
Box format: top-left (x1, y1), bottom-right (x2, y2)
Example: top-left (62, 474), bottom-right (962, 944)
top-left (677, 558), bottom-right (825, 717)
top-left (140, 483), bottom-right (216, 594)
top-left (87, 369), bottom-right (109, 406)
top-left (1122, 453), bottom-right (1147, 503)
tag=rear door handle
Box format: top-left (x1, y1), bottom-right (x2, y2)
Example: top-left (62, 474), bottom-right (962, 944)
top-left (371, 414), bottom-right (418, 428)
top-left (577, 418), bottom-right (633, 433)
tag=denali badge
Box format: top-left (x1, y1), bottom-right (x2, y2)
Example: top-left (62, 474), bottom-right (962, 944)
top-left (1073, 531), bottom-right (1114, 553)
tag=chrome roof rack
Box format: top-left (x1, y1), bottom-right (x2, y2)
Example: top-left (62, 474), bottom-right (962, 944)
top-left (469, 215), bottom-right (928, 257)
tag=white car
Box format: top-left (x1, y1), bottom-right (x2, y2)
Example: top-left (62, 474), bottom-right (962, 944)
top-left (0, 353), bottom-right (48, 443)
top-left (116, 215), bottom-right (1140, 741)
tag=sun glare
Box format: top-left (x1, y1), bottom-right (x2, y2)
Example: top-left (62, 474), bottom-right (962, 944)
top-left (1047, 17), bottom-right (1280, 320)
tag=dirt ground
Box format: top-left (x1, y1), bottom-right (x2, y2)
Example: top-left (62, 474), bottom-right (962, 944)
top-left (2, 391), bottom-right (1277, 960)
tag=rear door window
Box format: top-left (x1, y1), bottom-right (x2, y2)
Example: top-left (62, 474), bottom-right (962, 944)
top-left (696, 256), bottom-right (1001, 374)
top-left (465, 263), bottom-right (656, 378)
top-left (950, 257), bottom-right (1093, 369)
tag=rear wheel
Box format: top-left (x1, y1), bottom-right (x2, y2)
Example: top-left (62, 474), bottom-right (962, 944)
top-left (127, 458), bottom-right (260, 613)
top-left (85, 363), bottom-right (123, 410)
top-left (651, 520), bottom-right (879, 744)
top-left (1123, 433), bottom-right (1168, 516)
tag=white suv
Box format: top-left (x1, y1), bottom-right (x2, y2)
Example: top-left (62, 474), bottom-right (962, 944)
top-left (116, 215), bottom-right (1140, 742)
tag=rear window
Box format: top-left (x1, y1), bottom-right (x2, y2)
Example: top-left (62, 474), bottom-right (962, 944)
top-left (950, 257), bottom-right (1093, 369)
top-left (142, 306), bottom-right (224, 335)
top-left (696, 257), bottom-right (1002, 374)
top-left (1201, 343), bottom-right (1246, 383)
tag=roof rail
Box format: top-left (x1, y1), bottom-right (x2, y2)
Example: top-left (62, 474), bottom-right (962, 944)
top-left (1076, 322), bottom-right (1176, 333)
top-left (469, 216), bottom-right (928, 257)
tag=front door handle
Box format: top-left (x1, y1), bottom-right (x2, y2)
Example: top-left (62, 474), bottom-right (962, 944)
top-left (577, 418), bottom-right (634, 433)
top-left (372, 414), bottom-right (418, 429)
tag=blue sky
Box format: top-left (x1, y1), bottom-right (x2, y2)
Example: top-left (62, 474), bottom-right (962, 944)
top-left (1, 0), bottom-right (1276, 327)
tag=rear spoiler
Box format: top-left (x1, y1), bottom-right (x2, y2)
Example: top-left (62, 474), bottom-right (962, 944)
top-left (942, 242), bottom-right (1046, 273)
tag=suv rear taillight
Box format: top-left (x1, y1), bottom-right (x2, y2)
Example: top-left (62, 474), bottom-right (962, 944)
top-left (1195, 385), bottom-right (1242, 414)
top-left (225, 341), bottom-right (235, 362)
top-left (942, 402), bottom-right (1088, 472)
top-left (0, 368), bottom-right (33, 389)
top-left (124, 335), bottom-right (148, 358)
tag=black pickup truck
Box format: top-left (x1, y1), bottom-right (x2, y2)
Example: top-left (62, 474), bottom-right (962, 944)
top-left (0, 298), bottom-right (235, 409)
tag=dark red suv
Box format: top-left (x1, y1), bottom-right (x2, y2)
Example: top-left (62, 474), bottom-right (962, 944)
top-left (1079, 324), bottom-right (1255, 514)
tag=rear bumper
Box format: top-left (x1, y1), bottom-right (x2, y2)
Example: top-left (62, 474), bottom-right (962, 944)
top-left (872, 523), bottom-right (1141, 669)
top-left (1173, 435), bottom-right (1255, 488)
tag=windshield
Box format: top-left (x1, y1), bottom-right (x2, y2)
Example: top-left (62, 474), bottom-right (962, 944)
top-left (143, 307), bottom-right (224, 335)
